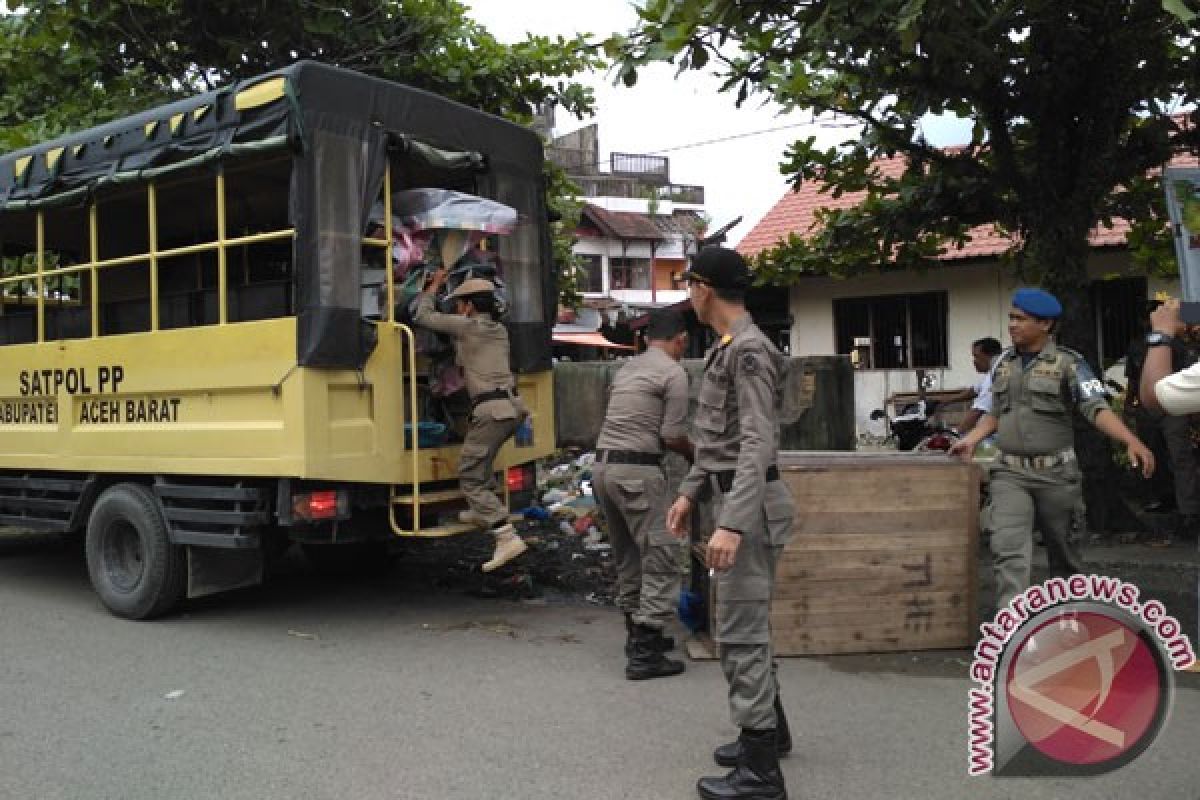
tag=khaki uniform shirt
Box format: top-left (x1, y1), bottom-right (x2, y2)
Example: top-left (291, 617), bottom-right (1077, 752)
top-left (678, 314), bottom-right (787, 534)
top-left (413, 292), bottom-right (521, 420)
top-left (596, 347), bottom-right (689, 454)
top-left (990, 341), bottom-right (1109, 455)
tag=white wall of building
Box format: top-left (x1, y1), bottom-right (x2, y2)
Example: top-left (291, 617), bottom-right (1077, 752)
top-left (576, 236), bottom-right (691, 302)
top-left (786, 250), bottom-right (1183, 431)
top-left (585, 196), bottom-right (705, 214)
top-left (575, 237), bottom-right (690, 261)
top-left (609, 289), bottom-right (688, 305)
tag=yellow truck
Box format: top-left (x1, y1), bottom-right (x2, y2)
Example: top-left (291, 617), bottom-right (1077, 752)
top-left (0, 62), bottom-right (556, 618)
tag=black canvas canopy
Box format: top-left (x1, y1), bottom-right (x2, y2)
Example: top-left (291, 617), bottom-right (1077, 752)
top-left (0, 61), bottom-right (554, 371)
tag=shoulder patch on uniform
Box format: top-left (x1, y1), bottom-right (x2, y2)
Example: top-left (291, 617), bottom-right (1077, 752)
top-left (1072, 360), bottom-right (1107, 399)
top-left (740, 351), bottom-right (760, 375)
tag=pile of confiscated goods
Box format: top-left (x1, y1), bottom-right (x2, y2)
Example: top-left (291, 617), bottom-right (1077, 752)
top-left (395, 449), bottom-right (618, 603)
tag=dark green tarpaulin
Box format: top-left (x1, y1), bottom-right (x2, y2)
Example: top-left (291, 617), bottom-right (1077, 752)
top-left (0, 61), bottom-right (553, 372)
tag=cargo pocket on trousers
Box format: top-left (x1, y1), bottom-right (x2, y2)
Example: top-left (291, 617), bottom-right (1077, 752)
top-left (978, 499), bottom-right (993, 544)
top-left (615, 479), bottom-right (649, 512)
top-left (715, 573), bottom-right (772, 643)
top-left (763, 484), bottom-right (795, 548)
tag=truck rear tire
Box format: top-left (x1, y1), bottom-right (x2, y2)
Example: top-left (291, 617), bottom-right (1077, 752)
top-left (86, 483), bottom-right (186, 619)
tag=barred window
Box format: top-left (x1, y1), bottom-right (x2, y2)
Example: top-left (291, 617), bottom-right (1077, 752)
top-left (1092, 276), bottom-right (1147, 370)
top-left (834, 291), bottom-right (948, 369)
top-left (610, 257), bottom-right (652, 290)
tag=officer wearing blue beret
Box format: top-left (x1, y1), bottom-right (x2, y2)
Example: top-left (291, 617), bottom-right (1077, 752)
top-left (952, 289), bottom-right (1155, 610)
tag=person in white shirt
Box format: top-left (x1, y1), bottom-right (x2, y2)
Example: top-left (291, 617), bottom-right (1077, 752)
top-left (956, 337), bottom-right (1003, 433)
top-left (1140, 297), bottom-right (1200, 545)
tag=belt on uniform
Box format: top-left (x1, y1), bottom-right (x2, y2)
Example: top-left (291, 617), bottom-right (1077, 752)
top-left (471, 388), bottom-right (516, 411)
top-left (596, 449), bottom-right (663, 466)
top-left (997, 448), bottom-right (1076, 470)
top-left (712, 465), bottom-right (780, 493)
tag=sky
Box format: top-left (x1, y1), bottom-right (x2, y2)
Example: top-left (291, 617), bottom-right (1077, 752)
top-left (463, 0), bottom-right (971, 246)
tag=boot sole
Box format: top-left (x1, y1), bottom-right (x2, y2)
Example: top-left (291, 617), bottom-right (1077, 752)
top-left (625, 667), bottom-right (685, 680)
top-left (481, 539), bottom-right (529, 572)
top-left (713, 747), bottom-right (791, 768)
top-left (697, 781), bottom-right (786, 800)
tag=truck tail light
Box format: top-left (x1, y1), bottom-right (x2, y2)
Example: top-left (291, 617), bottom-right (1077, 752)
top-left (292, 489), bottom-right (349, 521)
top-left (506, 464), bottom-right (534, 492)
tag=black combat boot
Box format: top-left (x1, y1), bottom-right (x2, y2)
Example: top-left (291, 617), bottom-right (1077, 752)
top-left (624, 612), bottom-right (676, 657)
top-left (697, 728), bottom-right (787, 800)
top-left (625, 623), bottom-right (685, 680)
top-left (713, 694), bottom-right (791, 767)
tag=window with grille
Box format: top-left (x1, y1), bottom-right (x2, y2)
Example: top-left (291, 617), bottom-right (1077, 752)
top-left (833, 291), bottom-right (948, 369)
top-left (1092, 276), bottom-right (1147, 370)
top-left (610, 257), bottom-right (652, 290)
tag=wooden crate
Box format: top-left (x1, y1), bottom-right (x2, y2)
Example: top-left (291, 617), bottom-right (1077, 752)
top-left (698, 452), bottom-right (979, 657)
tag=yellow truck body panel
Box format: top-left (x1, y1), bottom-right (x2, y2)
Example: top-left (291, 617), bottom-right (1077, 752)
top-left (0, 318), bottom-right (554, 482)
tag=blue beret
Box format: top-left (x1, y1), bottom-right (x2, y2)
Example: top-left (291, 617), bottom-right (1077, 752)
top-left (1012, 288), bottom-right (1062, 319)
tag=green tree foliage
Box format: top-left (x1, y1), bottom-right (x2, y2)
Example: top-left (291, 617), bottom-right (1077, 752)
top-left (545, 161), bottom-right (587, 309)
top-left (612, 0), bottom-right (1200, 345)
top-left (0, 0), bottom-right (603, 306)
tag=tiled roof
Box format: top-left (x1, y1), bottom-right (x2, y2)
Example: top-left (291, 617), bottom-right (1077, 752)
top-left (655, 209), bottom-right (706, 235)
top-left (737, 149), bottom-right (1200, 261)
top-left (582, 204), bottom-right (665, 240)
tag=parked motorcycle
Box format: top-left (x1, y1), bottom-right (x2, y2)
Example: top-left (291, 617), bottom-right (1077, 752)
top-left (869, 399), bottom-right (961, 452)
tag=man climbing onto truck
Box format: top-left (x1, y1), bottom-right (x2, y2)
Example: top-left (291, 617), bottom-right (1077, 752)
top-left (413, 268), bottom-right (530, 572)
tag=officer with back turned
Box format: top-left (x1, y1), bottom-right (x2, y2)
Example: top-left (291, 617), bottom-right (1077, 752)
top-left (593, 308), bottom-right (692, 680)
top-left (951, 288), bottom-right (1155, 610)
top-left (666, 246), bottom-right (794, 800)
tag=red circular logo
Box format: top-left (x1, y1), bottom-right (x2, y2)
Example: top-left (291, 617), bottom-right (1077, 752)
top-left (1005, 611), bottom-right (1164, 767)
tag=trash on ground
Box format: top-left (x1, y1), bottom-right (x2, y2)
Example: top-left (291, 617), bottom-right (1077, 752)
top-left (287, 630), bottom-right (319, 641)
top-left (394, 448), bottom-right (617, 605)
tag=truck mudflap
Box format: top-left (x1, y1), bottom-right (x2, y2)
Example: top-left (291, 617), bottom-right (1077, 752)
top-left (186, 545), bottom-right (264, 600)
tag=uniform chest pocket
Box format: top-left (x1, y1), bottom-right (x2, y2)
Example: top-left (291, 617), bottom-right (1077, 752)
top-left (991, 372), bottom-right (1011, 412)
top-left (696, 374), bottom-right (729, 434)
top-left (1027, 376), bottom-right (1064, 413)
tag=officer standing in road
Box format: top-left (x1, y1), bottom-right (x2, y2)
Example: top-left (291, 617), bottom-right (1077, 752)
top-left (666, 246), bottom-right (794, 800)
top-left (593, 309), bottom-right (693, 680)
top-left (414, 269), bottom-right (529, 573)
top-left (951, 288), bottom-right (1154, 610)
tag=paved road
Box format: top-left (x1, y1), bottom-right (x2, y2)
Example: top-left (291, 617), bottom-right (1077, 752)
top-left (1, 533), bottom-right (1198, 800)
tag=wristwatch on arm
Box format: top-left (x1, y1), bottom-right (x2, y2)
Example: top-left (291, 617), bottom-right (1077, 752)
top-left (1145, 331), bottom-right (1175, 347)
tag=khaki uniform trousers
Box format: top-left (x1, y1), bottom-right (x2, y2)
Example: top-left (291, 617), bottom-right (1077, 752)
top-left (593, 462), bottom-right (681, 630)
top-left (710, 480), bottom-right (794, 730)
top-left (459, 410), bottom-right (519, 528)
top-left (986, 461), bottom-right (1085, 610)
